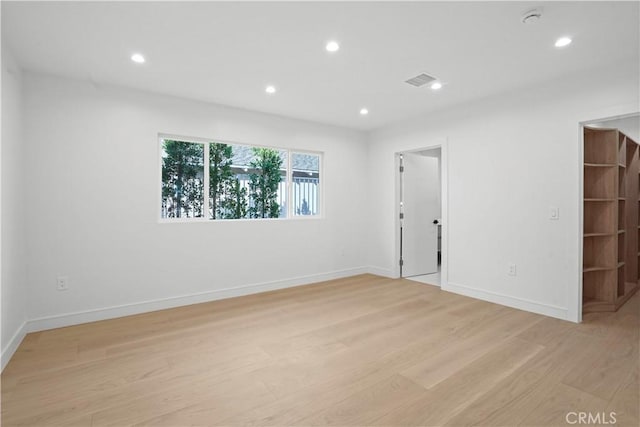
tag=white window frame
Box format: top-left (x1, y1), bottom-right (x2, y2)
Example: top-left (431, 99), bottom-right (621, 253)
top-left (158, 134), bottom-right (323, 222)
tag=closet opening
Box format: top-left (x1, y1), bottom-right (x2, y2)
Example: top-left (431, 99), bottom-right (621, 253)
top-left (581, 114), bottom-right (640, 319)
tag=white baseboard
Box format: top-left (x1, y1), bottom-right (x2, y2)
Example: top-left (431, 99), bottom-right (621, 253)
top-left (27, 267), bottom-right (369, 333)
top-left (1, 320), bottom-right (28, 372)
top-left (444, 281), bottom-right (569, 321)
top-left (365, 266), bottom-right (396, 278)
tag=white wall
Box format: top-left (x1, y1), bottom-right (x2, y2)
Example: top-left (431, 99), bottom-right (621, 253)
top-left (10, 56), bottom-right (639, 357)
top-left (1, 46), bottom-right (28, 368)
top-left (23, 72), bottom-right (368, 328)
top-left (367, 61), bottom-right (640, 322)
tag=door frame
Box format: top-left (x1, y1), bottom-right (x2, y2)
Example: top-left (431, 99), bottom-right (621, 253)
top-left (394, 139), bottom-right (449, 287)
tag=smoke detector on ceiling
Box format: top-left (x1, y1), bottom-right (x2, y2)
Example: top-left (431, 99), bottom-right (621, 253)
top-left (521, 8), bottom-right (543, 24)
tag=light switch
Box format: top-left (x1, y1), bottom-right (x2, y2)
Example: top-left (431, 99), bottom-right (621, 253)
top-left (550, 207), bottom-right (559, 220)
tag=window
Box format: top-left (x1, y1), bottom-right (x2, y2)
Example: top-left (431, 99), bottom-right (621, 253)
top-left (292, 152), bottom-right (320, 216)
top-left (161, 140), bottom-right (205, 219)
top-left (160, 137), bottom-right (321, 220)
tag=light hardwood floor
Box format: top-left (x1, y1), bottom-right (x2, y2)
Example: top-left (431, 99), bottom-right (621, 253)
top-left (1, 274), bottom-right (638, 426)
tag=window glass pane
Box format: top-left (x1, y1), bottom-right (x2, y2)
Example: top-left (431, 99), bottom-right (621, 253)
top-left (208, 144), bottom-right (287, 219)
top-left (246, 147), bottom-right (287, 219)
top-left (209, 142), bottom-right (242, 219)
top-left (161, 140), bottom-right (204, 218)
top-left (292, 152), bottom-right (320, 216)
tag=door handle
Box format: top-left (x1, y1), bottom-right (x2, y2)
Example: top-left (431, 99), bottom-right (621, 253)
top-left (433, 219), bottom-right (440, 225)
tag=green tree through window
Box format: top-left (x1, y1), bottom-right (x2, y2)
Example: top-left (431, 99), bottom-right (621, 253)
top-left (209, 143), bottom-right (234, 219)
top-left (248, 148), bottom-right (283, 218)
top-left (161, 140), bottom-right (204, 218)
top-left (223, 178), bottom-right (248, 219)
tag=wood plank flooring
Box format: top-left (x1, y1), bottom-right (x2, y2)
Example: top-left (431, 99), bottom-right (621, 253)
top-left (1, 274), bottom-right (638, 426)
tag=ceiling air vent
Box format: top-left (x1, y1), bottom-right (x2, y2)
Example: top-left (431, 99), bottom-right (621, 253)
top-left (405, 73), bottom-right (436, 87)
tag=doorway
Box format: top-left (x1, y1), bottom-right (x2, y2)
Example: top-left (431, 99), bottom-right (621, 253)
top-left (579, 113), bottom-right (640, 321)
top-left (396, 145), bottom-right (446, 287)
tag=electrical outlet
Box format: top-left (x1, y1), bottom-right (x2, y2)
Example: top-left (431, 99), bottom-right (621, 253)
top-left (56, 276), bottom-right (69, 291)
top-left (508, 264), bottom-right (517, 276)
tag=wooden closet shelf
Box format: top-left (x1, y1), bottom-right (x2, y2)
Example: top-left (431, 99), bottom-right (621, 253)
top-left (584, 163), bottom-right (617, 168)
top-left (584, 232), bottom-right (614, 237)
top-left (615, 283), bottom-right (639, 308)
top-left (583, 266), bottom-right (615, 273)
top-left (583, 127), bottom-right (638, 313)
top-left (583, 298), bottom-right (616, 312)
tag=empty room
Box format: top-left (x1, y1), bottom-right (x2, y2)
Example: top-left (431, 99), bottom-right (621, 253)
top-left (1, 1), bottom-right (639, 426)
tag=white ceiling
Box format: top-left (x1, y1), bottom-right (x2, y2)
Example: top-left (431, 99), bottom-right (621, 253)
top-left (3, 1), bottom-right (639, 131)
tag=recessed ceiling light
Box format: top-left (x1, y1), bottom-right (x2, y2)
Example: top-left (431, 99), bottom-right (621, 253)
top-left (131, 53), bottom-right (145, 64)
top-left (326, 41), bottom-right (340, 52)
top-left (555, 37), bottom-right (572, 48)
top-left (430, 82), bottom-right (443, 90)
top-left (265, 85), bottom-right (277, 94)
top-left (360, 108), bottom-right (369, 115)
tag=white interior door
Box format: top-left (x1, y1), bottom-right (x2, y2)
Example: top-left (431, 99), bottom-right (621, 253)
top-left (401, 153), bottom-right (440, 277)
